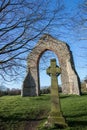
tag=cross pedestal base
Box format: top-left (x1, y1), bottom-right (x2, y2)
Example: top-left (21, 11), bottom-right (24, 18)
top-left (46, 116), bottom-right (67, 128)
top-left (44, 111), bottom-right (67, 129)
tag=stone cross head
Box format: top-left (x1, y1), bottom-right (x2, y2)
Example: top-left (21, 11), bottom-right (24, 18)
top-left (46, 59), bottom-right (61, 77)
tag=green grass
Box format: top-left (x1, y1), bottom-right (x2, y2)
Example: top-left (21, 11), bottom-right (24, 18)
top-left (0, 94), bottom-right (87, 130)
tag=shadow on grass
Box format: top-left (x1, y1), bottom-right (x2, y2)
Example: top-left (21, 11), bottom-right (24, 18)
top-left (66, 112), bottom-right (87, 118)
top-left (59, 94), bottom-right (70, 99)
top-left (60, 92), bottom-right (87, 98)
top-left (81, 92), bottom-right (87, 96)
top-left (0, 115), bottom-right (46, 122)
top-left (65, 112), bottom-right (87, 127)
top-left (68, 120), bottom-right (87, 127)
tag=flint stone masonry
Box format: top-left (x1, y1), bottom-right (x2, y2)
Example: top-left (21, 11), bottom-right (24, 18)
top-left (21, 34), bottom-right (81, 96)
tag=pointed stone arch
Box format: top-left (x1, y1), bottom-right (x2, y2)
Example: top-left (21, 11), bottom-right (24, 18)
top-left (21, 34), bottom-right (81, 96)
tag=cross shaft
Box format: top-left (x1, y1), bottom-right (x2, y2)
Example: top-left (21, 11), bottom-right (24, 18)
top-left (45, 59), bottom-right (67, 128)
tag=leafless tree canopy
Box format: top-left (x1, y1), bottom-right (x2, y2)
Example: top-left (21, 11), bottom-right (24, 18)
top-left (0, 0), bottom-right (64, 81)
top-left (71, 0), bottom-right (87, 40)
top-left (0, 0), bottom-right (86, 83)
top-left (76, 0), bottom-right (87, 64)
top-left (79, 0), bottom-right (87, 31)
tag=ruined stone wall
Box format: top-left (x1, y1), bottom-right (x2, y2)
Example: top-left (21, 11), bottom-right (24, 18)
top-left (21, 34), bottom-right (80, 96)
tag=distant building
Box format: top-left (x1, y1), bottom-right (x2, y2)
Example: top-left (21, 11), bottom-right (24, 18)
top-left (81, 78), bottom-right (87, 92)
top-left (84, 79), bottom-right (87, 89)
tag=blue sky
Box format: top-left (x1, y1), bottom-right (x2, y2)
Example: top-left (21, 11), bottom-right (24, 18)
top-left (39, 0), bottom-right (87, 87)
top-left (1, 0), bottom-right (87, 89)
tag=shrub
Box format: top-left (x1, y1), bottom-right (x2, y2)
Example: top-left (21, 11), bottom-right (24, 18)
top-left (40, 86), bottom-right (62, 94)
top-left (0, 88), bottom-right (21, 96)
top-left (8, 88), bottom-right (21, 95)
top-left (81, 82), bottom-right (87, 93)
top-left (40, 87), bottom-right (51, 94)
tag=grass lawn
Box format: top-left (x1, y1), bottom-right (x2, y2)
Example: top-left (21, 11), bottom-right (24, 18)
top-left (0, 93), bottom-right (87, 130)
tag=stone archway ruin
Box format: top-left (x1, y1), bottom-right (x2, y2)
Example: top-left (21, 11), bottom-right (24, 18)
top-left (21, 34), bottom-right (81, 96)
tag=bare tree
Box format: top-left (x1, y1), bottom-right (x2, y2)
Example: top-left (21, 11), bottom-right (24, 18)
top-left (77, 0), bottom-right (87, 62)
top-left (80, 0), bottom-right (87, 40)
top-left (71, 0), bottom-right (87, 40)
top-left (0, 0), bottom-right (65, 82)
top-left (68, 0), bottom-right (87, 69)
